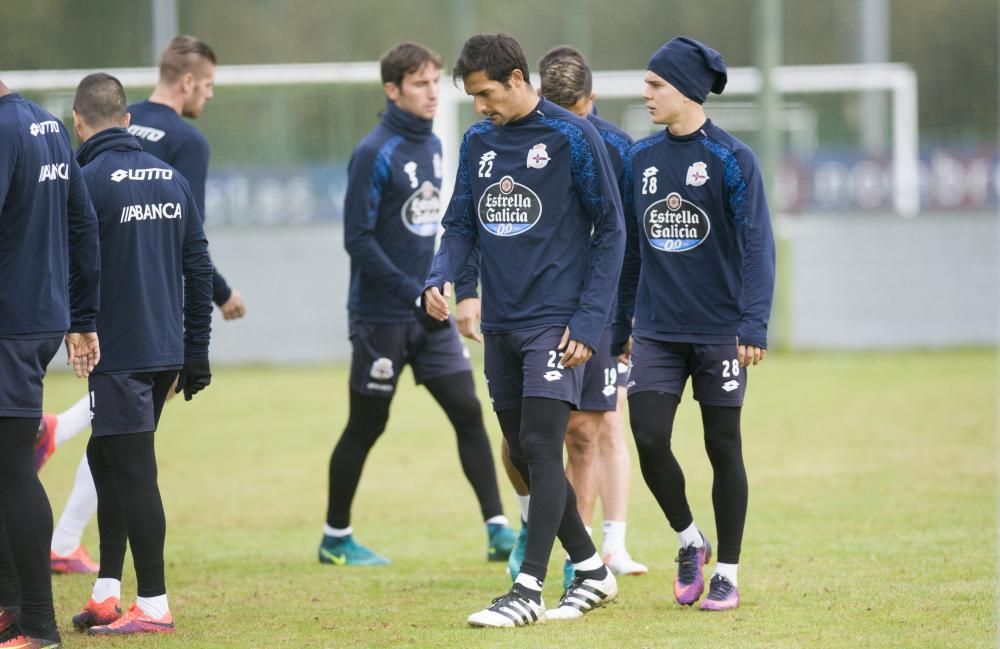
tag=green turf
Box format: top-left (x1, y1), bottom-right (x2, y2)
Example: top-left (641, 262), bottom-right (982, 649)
top-left (38, 349), bottom-right (997, 648)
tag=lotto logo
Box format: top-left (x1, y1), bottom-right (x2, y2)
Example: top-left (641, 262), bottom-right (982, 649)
top-left (543, 370), bottom-right (563, 382)
top-left (29, 121), bottom-right (60, 136)
top-left (722, 380), bottom-right (740, 392)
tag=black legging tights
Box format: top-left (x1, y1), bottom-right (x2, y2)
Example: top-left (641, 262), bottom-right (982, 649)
top-left (629, 392), bottom-right (748, 564)
top-left (87, 432), bottom-right (167, 597)
top-left (0, 417), bottom-right (56, 637)
top-left (326, 371), bottom-right (503, 529)
top-left (497, 398), bottom-right (596, 582)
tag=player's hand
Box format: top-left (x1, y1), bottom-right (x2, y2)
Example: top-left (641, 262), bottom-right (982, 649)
top-left (64, 332), bottom-right (100, 378)
top-left (175, 357), bottom-right (212, 401)
top-left (422, 282), bottom-right (452, 321)
top-left (737, 341), bottom-right (767, 368)
top-left (412, 296), bottom-right (450, 333)
top-left (455, 297), bottom-right (483, 343)
top-left (615, 336), bottom-right (633, 364)
top-left (558, 326), bottom-right (593, 369)
top-left (220, 290), bottom-right (247, 320)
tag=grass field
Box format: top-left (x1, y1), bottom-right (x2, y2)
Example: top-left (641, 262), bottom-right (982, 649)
top-left (37, 349), bottom-right (997, 648)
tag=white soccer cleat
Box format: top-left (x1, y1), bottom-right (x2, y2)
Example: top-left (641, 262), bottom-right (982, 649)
top-left (546, 571), bottom-right (618, 620)
top-left (603, 549), bottom-right (649, 576)
top-left (467, 588), bottom-right (547, 628)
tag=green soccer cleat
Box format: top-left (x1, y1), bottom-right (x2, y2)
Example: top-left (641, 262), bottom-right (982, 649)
top-left (487, 523), bottom-right (517, 562)
top-left (506, 521), bottom-right (528, 580)
top-left (318, 534), bottom-right (390, 566)
top-left (562, 558), bottom-right (576, 590)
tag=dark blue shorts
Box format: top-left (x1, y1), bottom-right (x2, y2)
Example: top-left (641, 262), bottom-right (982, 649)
top-left (483, 325), bottom-right (584, 412)
top-left (579, 329), bottom-right (620, 412)
top-left (627, 338), bottom-right (747, 407)
top-left (348, 319), bottom-right (472, 398)
top-left (89, 370), bottom-right (178, 436)
top-left (0, 336), bottom-right (62, 418)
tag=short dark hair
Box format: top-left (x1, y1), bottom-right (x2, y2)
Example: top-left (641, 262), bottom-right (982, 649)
top-left (453, 33), bottom-right (530, 87)
top-left (380, 42), bottom-right (443, 86)
top-left (73, 72), bottom-right (128, 127)
top-left (538, 45), bottom-right (586, 73)
top-left (159, 35), bottom-right (216, 83)
top-left (538, 47), bottom-right (592, 108)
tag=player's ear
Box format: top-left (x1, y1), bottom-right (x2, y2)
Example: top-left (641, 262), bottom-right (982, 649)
top-left (71, 110), bottom-right (84, 141)
top-left (384, 82), bottom-right (401, 102)
top-left (181, 72), bottom-right (195, 94)
top-left (509, 69), bottom-right (524, 88)
top-left (123, 112), bottom-right (131, 128)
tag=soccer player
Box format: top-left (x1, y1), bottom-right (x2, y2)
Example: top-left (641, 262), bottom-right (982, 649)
top-left (423, 33), bottom-right (624, 627)
top-left (67, 72), bottom-right (213, 635)
top-left (0, 76), bottom-right (100, 649)
top-left (612, 37), bottom-right (776, 611)
top-left (38, 35), bottom-right (241, 575)
top-left (319, 42), bottom-right (515, 567)
top-left (463, 47), bottom-right (647, 587)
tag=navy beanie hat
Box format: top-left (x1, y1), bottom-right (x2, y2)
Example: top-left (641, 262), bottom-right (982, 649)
top-left (647, 36), bottom-right (728, 103)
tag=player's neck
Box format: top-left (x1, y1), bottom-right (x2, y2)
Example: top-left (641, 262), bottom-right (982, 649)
top-left (510, 92), bottom-right (540, 123)
top-left (665, 106), bottom-right (707, 137)
top-left (0, 81), bottom-right (10, 98)
top-left (147, 85), bottom-right (185, 116)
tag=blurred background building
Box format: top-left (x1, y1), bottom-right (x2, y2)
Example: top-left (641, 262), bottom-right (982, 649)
top-left (3, 0), bottom-right (997, 362)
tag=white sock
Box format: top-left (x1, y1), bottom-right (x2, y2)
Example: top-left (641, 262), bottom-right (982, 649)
top-left (714, 562), bottom-right (738, 587)
top-left (602, 520), bottom-right (627, 554)
top-left (136, 594), bottom-right (169, 619)
top-left (678, 522), bottom-right (703, 548)
top-left (515, 493), bottom-right (530, 523)
top-left (485, 515), bottom-right (509, 527)
top-left (92, 578), bottom-right (120, 602)
top-left (322, 524), bottom-right (352, 538)
top-left (51, 453), bottom-right (97, 556)
top-left (514, 572), bottom-right (542, 591)
top-left (573, 553), bottom-right (605, 573)
top-left (55, 394), bottom-right (93, 448)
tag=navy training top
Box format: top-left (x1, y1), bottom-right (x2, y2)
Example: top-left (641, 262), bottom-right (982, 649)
top-left (77, 128), bottom-right (213, 373)
top-left (128, 99), bottom-right (232, 305)
top-left (0, 93), bottom-right (100, 338)
top-left (612, 119), bottom-right (776, 354)
top-left (455, 109), bottom-right (634, 330)
top-left (344, 101), bottom-right (445, 322)
top-left (427, 97), bottom-right (625, 352)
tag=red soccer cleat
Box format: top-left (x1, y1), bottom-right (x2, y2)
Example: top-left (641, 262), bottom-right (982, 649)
top-left (51, 546), bottom-right (99, 575)
top-left (72, 596), bottom-right (122, 631)
top-left (87, 603), bottom-right (174, 636)
top-left (33, 414), bottom-right (57, 471)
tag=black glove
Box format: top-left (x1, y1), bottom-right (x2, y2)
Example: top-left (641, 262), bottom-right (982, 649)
top-left (412, 296), bottom-right (450, 333)
top-left (175, 357), bottom-right (212, 401)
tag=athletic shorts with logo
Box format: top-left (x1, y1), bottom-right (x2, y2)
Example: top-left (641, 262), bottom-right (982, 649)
top-left (483, 325), bottom-right (584, 412)
top-left (348, 319), bottom-right (472, 398)
top-left (89, 370), bottom-right (179, 436)
top-left (578, 328), bottom-right (621, 412)
top-left (627, 337), bottom-right (747, 407)
top-left (0, 336), bottom-right (62, 417)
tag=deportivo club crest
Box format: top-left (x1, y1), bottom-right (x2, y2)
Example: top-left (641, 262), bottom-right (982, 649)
top-left (526, 143), bottom-right (550, 169)
top-left (400, 181), bottom-right (441, 237)
top-left (685, 161), bottom-right (710, 187)
top-left (643, 191), bottom-right (711, 252)
top-left (477, 175), bottom-right (543, 237)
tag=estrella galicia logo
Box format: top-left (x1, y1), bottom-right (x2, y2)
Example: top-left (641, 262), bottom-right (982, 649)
top-left (400, 180), bottom-right (441, 237)
top-left (477, 175), bottom-right (542, 237)
top-left (643, 191), bottom-right (711, 252)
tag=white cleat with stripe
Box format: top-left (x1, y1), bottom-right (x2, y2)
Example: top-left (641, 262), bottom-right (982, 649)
top-left (546, 571), bottom-right (618, 620)
top-left (467, 588), bottom-right (547, 628)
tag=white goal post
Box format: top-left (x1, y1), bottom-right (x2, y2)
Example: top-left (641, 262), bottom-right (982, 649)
top-left (5, 61), bottom-right (918, 216)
